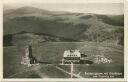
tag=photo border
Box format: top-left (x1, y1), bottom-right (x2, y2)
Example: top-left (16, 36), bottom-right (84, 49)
top-left (0, 0), bottom-right (127, 81)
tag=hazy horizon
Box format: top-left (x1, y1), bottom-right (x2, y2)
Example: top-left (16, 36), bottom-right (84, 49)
top-left (4, 3), bottom-right (123, 15)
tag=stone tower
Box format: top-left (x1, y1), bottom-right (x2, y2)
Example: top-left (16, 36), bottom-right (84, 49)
top-left (21, 45), bottom-right (38, 66)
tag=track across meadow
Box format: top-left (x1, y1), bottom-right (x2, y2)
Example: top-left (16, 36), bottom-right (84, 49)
top-left (3, 42), bottom-right (124, 78)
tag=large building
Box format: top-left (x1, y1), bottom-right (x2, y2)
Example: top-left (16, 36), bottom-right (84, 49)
top-left (62, 50), bottom-right (81, 64)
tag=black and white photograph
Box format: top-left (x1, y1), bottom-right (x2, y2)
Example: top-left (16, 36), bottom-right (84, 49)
top-left (3, 0), bottom-right (124, 79)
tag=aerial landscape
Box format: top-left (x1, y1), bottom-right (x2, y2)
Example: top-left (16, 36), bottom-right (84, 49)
top-left (3, 3), bottom-right (124, 78)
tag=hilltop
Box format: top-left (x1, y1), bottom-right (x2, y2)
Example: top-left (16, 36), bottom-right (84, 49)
top-left (3, 6), bottom-right (124, 45)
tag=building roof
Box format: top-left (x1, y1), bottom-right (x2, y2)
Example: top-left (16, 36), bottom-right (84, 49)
top-left (63, 50), bottom-right (81, 57)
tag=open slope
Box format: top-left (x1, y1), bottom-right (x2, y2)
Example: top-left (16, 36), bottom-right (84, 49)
top-left (3, 7), bottom-right (124, 78)
top-left (3, 7), bottom-right (124, 44)
top-left (3, 42), bottom-right (123, 78)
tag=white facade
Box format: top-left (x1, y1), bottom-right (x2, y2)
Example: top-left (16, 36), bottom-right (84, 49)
top-left (63, 50), bottom-right (81, 58)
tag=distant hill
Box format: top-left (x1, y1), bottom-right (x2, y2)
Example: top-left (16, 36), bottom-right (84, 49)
top-left (3, 31), bottom-right (76, 46)
top-left (3, 6), bottom-right (124, 45)
top-left (95, 14), bottom-right (124, 26)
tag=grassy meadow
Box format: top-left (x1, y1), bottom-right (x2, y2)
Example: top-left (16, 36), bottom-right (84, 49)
top-left (3, 42), bottom-right (124, 78)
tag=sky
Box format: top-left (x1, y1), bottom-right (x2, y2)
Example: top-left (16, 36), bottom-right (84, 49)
top-left (2, 0), bottom-right (123, 3)
top-left (3, 0), bottom-right (124, 15)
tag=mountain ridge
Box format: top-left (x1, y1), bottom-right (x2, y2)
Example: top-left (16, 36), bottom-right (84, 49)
top-left (3, 6), bottom-right (124, 45)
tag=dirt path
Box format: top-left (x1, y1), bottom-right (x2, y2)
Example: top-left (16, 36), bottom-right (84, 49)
top-left (8, 64), bottom-right (83, 78)
top-left (54, 65), bottom-right (83, 78)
